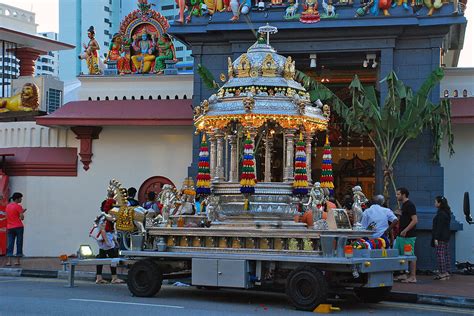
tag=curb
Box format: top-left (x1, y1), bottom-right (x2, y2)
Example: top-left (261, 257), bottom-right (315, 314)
top-left (1, 268), bottom-right (473, 309)
top-left (388, 291), bottom-right (474, 309)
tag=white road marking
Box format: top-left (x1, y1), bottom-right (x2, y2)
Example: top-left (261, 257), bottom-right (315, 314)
top-left (0, 279), bottom-right (27, 283)
top-left (379, 301), bottom-right (474, 315)
top-left (69, 298), bottom-right (184, 309)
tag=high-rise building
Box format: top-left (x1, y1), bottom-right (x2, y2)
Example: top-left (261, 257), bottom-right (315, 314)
top-left (35, 32), bottom-right (60, 78)
top-left (58, 0), bottom-right (192, 82)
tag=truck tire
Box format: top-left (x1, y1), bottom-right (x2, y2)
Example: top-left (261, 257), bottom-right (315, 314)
top-left (286, 266), bottom-right (328, 311)
top-left (127, 260), bottom-right (163, 297)
top-left (355, 286), bottom-right (392, 303)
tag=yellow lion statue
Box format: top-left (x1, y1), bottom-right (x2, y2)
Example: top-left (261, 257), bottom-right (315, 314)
top-left (0, 83), bottom-right (39, 113)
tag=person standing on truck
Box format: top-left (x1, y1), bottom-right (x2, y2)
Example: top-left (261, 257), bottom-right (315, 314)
top-left (360, 195), bottom-right (398, 244)
top-left (394, 187), bottom-right (418, 283)
top-left (5, 192), bottom-right (26, 267)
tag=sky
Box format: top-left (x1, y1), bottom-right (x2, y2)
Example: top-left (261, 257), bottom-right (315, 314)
top-left (5, 0), bottom-right (474, 67)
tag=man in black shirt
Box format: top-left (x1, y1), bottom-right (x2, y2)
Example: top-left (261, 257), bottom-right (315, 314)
top-left (395, 187), bottom-right (418, 283)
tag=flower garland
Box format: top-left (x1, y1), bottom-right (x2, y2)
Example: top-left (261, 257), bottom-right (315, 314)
top-left (320, 134), bottom-right (334, 196)
top-left (240, 132), bottom-right (256, 195)
top-left (196, 134), bottom-right (211, 195)
top-left (293, 133), bottom-right (308, 195)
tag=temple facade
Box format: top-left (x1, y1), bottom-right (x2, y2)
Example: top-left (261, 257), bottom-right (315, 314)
top-left (169, 1), bottom-right (468, 269)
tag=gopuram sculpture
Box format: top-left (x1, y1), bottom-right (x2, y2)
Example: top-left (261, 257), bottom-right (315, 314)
top-left (94, 0), bottom-right (177, 76)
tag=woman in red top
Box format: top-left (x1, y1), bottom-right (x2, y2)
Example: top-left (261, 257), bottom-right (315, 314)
top-left (5, 192), bottom-right (26, 266)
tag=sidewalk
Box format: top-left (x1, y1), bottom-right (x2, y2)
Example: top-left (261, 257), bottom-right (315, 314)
top-left (390, 274), bottom-right (474, 308)
top-left (1, 257), bottom-right (474, 309)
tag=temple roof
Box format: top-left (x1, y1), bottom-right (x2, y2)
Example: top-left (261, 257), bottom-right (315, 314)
top-left (0, 27), bottom-right (74, 52)
top-left (36, 99), bottom-right (193, 127)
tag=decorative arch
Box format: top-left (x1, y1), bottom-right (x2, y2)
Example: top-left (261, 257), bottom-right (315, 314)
top-left (138, 175), bottom-right (175, 205)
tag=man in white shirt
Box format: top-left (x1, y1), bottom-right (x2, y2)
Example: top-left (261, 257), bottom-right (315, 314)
top-left (361, 195), bottom-right (398, 239)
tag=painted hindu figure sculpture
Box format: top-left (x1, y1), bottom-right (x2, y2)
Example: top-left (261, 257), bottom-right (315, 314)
top-left (131, 29), bottom-right (156, 73)
top-left (106, 33), bottom-right (132, 75)
top-left (79, 26), bottom-right (101, 75)
top-left (103, 0), bottom-right (176, 75)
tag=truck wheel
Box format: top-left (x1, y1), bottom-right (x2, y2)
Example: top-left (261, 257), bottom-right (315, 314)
top-left (127, 260), bottom-right (163, 297)
top-left (355, 286), bottom-right (392, 303)
top-left (286, 266), bottom-right (328, 311)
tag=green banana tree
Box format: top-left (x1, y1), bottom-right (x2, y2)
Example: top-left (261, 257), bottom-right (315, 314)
top-left (296, 68), bottom-right (454, 203)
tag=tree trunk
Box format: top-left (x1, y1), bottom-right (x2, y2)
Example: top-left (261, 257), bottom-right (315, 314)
top-left (383, 165), bottom-right (393, 207)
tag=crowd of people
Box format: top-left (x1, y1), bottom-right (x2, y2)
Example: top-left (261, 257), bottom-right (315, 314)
top-left (296, 186), bottom-right (452, 283)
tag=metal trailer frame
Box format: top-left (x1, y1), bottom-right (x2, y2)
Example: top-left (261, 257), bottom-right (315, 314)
top-left (121, 249), bottom-right (416, 310)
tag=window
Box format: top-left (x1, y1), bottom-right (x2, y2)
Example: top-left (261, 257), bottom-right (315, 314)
top-left (162, 5), bottom-right (174, 10)
top-left (104, 6), bottom-right (110, 12)
top-left (165, 15), bottom-right (174, 20)
top-left (104, 42), bottom-right (109, 47)
top-left (176, 46), bottom-right (183, 51)
top-left (177, 57), bottom-right (183, 62)
top-left (47, 88), bottom-right (62, 113)
top-left (104, 18), bottom-right (110, 23)
top-left (104, 30), bottom-right (110, 35)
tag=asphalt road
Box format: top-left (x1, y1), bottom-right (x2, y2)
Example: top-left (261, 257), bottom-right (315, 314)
top-left (0, 276), bottom-right (473, 316)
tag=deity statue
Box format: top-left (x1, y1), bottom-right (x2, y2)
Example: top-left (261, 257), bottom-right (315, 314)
top-left (131, 29), bottom-right (156, 74)
top-left (351, 185), bottom-right (369, 230)
top-left (156, 184), bottom-right (178, 225)
top-left (106, 33), bottom-right (123, 62)
top-left (175, 178), bottom-right (197, 215)
top-left (107, 33), bottom-right (131, 75)
top-left (205, 195), bottom-right (223, 222)
top-left (306, 182), bottom-right (326, 223)
top-left (230, 0), bottom-right (251, 21)
top-left (154, 35), bottom-right (174, 74)
top-left (424, 0), bottom-right (443, 15)
top-left (300, 0), bottom-right (321, 23)
top-left (78, 26), bottom-right (101, 75)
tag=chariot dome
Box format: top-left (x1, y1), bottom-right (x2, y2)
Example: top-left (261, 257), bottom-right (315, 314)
top-left (193, 25), bottom-right (330, 226)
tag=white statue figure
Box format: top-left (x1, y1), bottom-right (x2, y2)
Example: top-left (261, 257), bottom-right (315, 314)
top-left (156, 184), bottom-right (177, 225)
top-left (306, 182), bottom-right (325, 222)
top-left (352, 185), bottom-right (369, 230)
top-left (285, 0), bottom-right (299, 19)
top-left (322, 0), bottom-right (336, 17)
top-left (175, 178), bottom-right (196, 215)
top-left (206, 195), bottom-right (222, 222)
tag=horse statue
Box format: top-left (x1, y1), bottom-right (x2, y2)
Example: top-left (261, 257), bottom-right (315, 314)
top-left (106, 179), bottom-right (157, 248)
top-left (351, 185), bottom-right (369, 230)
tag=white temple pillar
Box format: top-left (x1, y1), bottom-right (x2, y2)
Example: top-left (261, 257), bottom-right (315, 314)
top-left (215, 130), bottom-right (225, 181)
top-left (283, 129), bottom-right (296, 182)
top-left (264, 134), bottom-right (273, 182)
top-left (305, 132), bottom-right (313, 184)
top-left (209, 132), bottom-right (217, 180)
top-left (228, 134), bottom-right (238, 182)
